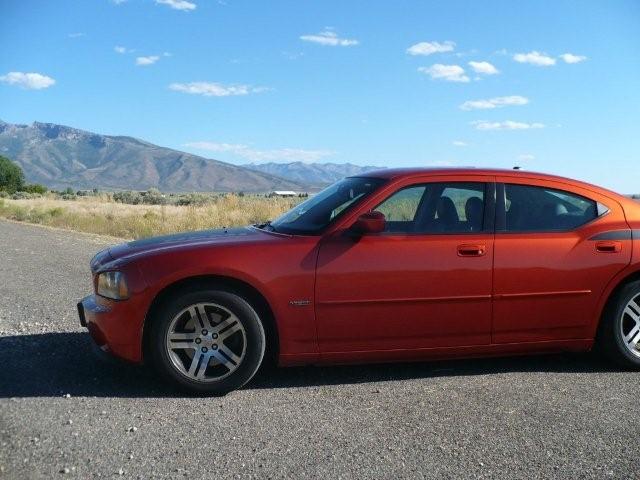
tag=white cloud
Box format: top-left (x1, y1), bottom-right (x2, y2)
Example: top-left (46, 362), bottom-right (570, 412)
top-left (418, 64), bottom-right (469, 83)
top-left (460, 95), bottom-right (529, 111)
top-left (452, 141), bottom-right (467, 147)
top-left (513, 51), bottom-right (556, 66)
top-left (136, 55), bottom-right (160, 66)
top-left (471, 120), bottom-right (545, 131)
top-left (406, 41), bottom-right (455, 56)
top-left (0, 72), bottom-right (56, 90)
top-left (114, 46), bottom-right (131, 54)
top-left (155, 0), bottom-right (196, 11)
top-left (111, 0), bottom-right (128, 4)
top-left (518, 154), bottom-right (535, 161)
top-left (184, 142), bottom-right (334, 163)
top-left (560, 53), bottom-right (587, 64)
top-left (300, 30), bottom-right (359, 47)
top-left (468, 61), bottom-right (499, 75)
top-left (68, 32), bottom-right (85, 38)
top-left (169, 82), bottom-right (267, 97)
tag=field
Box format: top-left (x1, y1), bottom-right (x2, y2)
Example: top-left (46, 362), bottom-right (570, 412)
top-left (0, 193), bottom-right (301, 239)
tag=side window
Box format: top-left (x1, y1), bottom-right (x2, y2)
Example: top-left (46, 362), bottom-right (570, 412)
top-left (504, 184), bottom-right (598, 232)
top-left (374, 182), bottom-right (486, 234)
top-left (375, 186), bottom-right (426, 232)
top-left (428, 183), bottom-right (486, 233)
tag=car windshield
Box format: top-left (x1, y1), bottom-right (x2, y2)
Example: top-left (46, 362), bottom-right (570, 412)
top-left (269, 177), bottom-right (385, 235)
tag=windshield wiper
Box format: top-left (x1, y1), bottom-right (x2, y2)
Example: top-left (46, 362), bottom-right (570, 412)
top-left (255, 220), bottom-right (276, 232)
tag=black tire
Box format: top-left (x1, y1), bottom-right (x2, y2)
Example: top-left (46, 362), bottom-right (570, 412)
top-left (597, 280), bottom-right (640, 369)
top-left (148, 288), bottom-right (266, 395)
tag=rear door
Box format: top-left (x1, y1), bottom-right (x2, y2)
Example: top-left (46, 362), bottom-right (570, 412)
top-left (492, 177), bottom-right (632, 343)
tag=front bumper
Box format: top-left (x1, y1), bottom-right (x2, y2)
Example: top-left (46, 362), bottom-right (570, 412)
top-left (78, 294), bottom-right (144, 363)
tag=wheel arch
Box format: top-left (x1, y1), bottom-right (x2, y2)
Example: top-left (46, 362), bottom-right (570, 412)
top-left (597, 268), bottom-right (640, 332)
top-left (142, 274), bottom-right (280, 366)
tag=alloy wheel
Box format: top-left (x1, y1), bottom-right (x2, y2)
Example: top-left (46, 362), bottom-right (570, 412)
top-left (620, 293), bottom-right (640, 359)
top-left (165, 302), bottom-right (246, 382)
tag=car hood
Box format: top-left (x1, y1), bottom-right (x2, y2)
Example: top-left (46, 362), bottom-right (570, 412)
top-left (91, 226), bottom-right (269, 271)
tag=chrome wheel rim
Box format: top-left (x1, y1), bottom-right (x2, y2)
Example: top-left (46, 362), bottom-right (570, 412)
top-left (620, 293), bottom-right (640, 359)
top-left (165, 303), bottom-right (246, 382)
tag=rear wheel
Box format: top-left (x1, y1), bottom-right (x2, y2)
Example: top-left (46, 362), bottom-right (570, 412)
top-left (148, 289), bottom-right (266, 394)
top-left (598, 280), bottom-right (640, 368)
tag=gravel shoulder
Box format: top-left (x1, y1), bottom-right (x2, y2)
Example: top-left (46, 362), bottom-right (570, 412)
top-left (0, 219), bottom-right (639, 479)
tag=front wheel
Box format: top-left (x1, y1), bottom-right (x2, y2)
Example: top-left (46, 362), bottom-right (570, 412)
top-left (598, 280), bottom-right (640, 369)
top-left (148, 289), bottom-right (266, 394)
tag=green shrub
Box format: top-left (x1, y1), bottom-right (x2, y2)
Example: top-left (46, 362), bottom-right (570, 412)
top-left (21, 183), bottom-right (48, 194)
top-left (0, 156), bottom-right (25, 193)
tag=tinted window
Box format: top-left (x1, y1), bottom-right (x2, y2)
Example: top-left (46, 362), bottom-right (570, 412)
top-left (376, 185), bottom-right (425, 223)
top-left (374, 182), bottom-right (486, 234)
top-left (504, 184), bottom-right (597, 232)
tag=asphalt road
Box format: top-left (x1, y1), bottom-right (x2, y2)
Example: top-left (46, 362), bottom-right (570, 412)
top-left (0, 219), bottom-right (639, 479)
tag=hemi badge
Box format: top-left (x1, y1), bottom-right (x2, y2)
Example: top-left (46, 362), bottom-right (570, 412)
top-left (289, 299), bottom-right (311, 307)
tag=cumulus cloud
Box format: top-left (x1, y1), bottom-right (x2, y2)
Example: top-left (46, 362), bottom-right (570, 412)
top-left (418, 64), bottom-right (469, 83)
top-left (460, 95), bottom-right (529, 111)
top-left (169, 82), bottom-right (267, 97)
top-left (468, 61), bottom-right (499, 75)
top-left (452, 141), bottom-right (467, 147)
top-left (136, 55), bottom-right (160, 66)
top-left (300, 30), bottom-right (359, 47)
top-left (184, 142), bottom-right (334, 163)
top-left (0, 72), bottom-right (56, 90)
top-left (155, 0), bottom-right (196, 11)
top-left (114, 46), bottom-right (131, 54)
top-left (559, 53), bottom-right (587, 64)
top-left (513, 51), bottom-right (556, 66)
top-left (471, 120), bottom-right (545, 131)
top-left (406, 41), bottom-right (455, 56)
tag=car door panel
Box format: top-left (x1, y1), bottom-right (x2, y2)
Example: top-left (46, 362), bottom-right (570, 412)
top-left (315, 177), bottom-right (495, 354)
top-left (492, 178), bottom-right (632, 343)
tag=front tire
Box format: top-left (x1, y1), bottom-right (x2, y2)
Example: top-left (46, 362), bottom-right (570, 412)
top-left (148, 289), bottom-right (266, 394)
top-left (598, 280), bottom-right (640, 369)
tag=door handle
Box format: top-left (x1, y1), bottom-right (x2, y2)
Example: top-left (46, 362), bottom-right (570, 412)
top-left (596, 241), bottom-right (622, 253)
top-left (457, 244), bottom-right (486, 257)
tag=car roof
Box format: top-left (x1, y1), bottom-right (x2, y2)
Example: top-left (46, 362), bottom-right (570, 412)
top-left (355, 167), bottom-right (629, 202)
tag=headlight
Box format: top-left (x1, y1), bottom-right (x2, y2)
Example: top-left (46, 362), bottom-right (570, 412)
top-left (96, 271), bottom-right (129, 300)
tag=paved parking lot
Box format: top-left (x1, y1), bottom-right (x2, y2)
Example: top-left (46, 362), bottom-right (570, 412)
top-left (0, 220), bottom-right (638, 479)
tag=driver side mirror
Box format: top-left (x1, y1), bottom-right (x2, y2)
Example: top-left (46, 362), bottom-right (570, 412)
top-left (351, 211), bottom-right (386, 235)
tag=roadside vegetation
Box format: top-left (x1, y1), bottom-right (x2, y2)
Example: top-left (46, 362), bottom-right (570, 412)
top-left (0, 192), bottom-right (302, 239)
top-left (0, 155), bottom-right (303, 239)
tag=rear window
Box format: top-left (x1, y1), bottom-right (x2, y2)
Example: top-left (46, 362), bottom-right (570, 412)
top-left (503, 184), bottom-right (598, 232)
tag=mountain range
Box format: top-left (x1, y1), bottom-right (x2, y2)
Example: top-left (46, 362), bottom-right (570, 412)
top-left (0, 120), bottom-right (380, 192)
top-left (242, 161), bottom-right (381, 187)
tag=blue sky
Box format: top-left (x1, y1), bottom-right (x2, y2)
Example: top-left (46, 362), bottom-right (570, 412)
top-left (1, 0), bottom-right (639, 193)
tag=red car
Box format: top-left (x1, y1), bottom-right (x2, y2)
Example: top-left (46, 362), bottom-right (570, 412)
top-left (78, 168), bottom-right (640, 394)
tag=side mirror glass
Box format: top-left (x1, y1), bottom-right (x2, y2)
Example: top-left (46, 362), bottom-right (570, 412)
top-left (352, 211), bottom-right (386, 234)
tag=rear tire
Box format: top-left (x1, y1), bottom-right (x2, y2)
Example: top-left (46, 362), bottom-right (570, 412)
top-left (598, 280), bottom-right (640, 369)
top-left (148, 288), bottom-right (266, 395)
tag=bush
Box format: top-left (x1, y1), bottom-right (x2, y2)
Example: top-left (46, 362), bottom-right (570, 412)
top-left (113, 191), bottom-right (143, 205)
top-left (0, 156), bottom-right (25, 193)
top-left (11, 191), bottom-right (40, 200)
top-left (176, 193), bottom-right (210, 206)
top-left (21, 183), bottom-right (48, 194)
top-left (141, 188), bottom-right (168, 205)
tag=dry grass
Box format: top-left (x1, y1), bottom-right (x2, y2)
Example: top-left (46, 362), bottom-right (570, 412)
top-left (0, 194), bottom-right (301, 239)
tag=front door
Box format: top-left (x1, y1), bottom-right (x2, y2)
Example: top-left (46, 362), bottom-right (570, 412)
top-left (315, 179), bottom-right (495, 355)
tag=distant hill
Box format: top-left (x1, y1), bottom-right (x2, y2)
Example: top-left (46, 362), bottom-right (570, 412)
top-left (0, 120), bottom-right (305, 192)
top-left (242, 161), bottom-right (382, 186)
